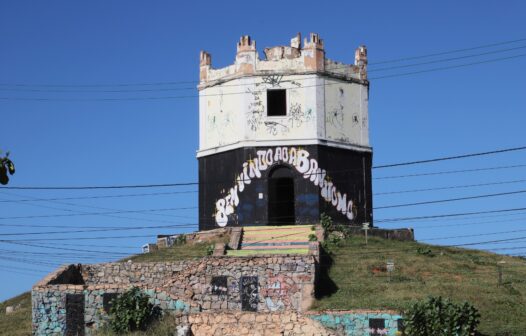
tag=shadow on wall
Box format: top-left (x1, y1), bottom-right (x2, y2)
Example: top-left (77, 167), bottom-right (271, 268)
top-left (315, 246), bottom-right (338, 299)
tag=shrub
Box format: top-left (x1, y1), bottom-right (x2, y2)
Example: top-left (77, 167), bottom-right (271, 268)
top-left (320, 213), bottom-right (333, 234)
top-left (403, 296), bottom-right (480, 336)
top-left (108, 287), bottom-right (161, 333)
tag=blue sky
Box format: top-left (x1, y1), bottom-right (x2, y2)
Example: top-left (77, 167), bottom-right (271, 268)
top-left (1, 0), bottom-right (525, 301)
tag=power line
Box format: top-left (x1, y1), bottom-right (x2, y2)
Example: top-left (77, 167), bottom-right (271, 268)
top-left (0, 190), bottom-right (196, 226)
top-left (0, 190), bottom-right (197, 203)
top-left (374, 164), bottom-right (526, 180)
top-left (368, 53), bottom-right (526, 80)
top-left (1, 234), bottom-right (159, 242)
top-left (0, 240), bottom-right (131, 255)
top-left (368, 37), bottom-right (526, 65)
top-left (0, 223), bottom-right (197, 236)
top-left (368, 45), bottom-right (526, 73)
top-left (0, 37), bottom-right (523, 88)
top-left (1, 53), bottom-right (525, 102)
top-left (0, 206), bottom-right (196, 220)
top-left (421, 229), bottom-right (526, 241)
top-left (373, 146), bottom-right (526, 169)
top-left (376, 207), bottom-right (526, 223)
top-left (374, 189), bottom-right (526, 210)
top-left (375, 178), bottom-right (526, 196)
top-left (1, 147), bottom-right (525, 190)
top-left (1, 45), bottom-right (524, 94)
top-left (406, 216), bottom-right (526, 230)
top-left (0, 182), bottom-right (198, 190)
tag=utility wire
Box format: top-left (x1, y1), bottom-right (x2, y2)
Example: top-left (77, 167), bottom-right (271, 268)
top-left (368, 37), bottom-right (526, 65)
top-left (0, 223), bottom-right (197, 236)
top-left (368, 53), bottom-right (526, 80)
top-left (374, 189), bottom-right (526, 210)
top-left (0, 206), bottom-right (197, 220)
top-left (368, 45), bottom-right (526, 72)
top-left (375, 178), bottom-right (526, 196)
top-left (1, 53), bottom-right (525, 102)
top-left (374, 164), bottom-right (526, 180)
top-left (1, 44), bottom-right (524, 93)
top-left (376, 207), bottom-right (526, 223)
top-left (421, 229), bottom-right (526, 241)
top-left (0, 37), bottom-right (523, 88)
top-left (0, 190), bottom-right (197, 203)
top-left (373, 146), bottom-right (526, 169)
top-left (1, 147), bottom-right (525, 190)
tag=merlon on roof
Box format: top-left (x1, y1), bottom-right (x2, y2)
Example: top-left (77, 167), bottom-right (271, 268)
top-left (199, 33), bottom-right (367, 89)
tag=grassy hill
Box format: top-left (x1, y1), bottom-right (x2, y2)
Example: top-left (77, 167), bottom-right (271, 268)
top-left (0, 291), bottom-right (32, 336)
top-left (1, 236), bottom-right (525, 335)
top-left (313, 236), bottom-right (526, 335)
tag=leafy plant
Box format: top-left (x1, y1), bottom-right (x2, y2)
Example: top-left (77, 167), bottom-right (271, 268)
top-left (0, 151), bottom-right (15, 185)
top-left (416, 247), bottom-right (435, 257)
top-left (403, 296), bottom-right (480, 336)
top-left (206, 244), bottom-right (215, 256)
top-left (173, 235), bottom-right (186, 246)
top-left (308, 233), bottom-right (318, 242)
top-left (108, 287), bottom-right (161, 333)
top-left (320, 213), bottom-right (333, 234)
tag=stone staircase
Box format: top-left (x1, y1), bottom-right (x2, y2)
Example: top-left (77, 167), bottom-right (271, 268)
top-left (226, 225), bottom-right (313, 256)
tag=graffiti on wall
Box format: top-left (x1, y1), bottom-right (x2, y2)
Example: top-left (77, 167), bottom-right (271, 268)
top-left (246, 76), bottom-right (308, 135)
top-left (259, 75), bottom-right (301, 88)
top-left (263, 273), bottom-right (298, 312)
top-left (214, 147), bottom-right (357, 227)
top-left (211, 276), bottom-right (228, 296)
top-left (240, 276), bottom-right (259, 312)
top-left (327, 87), bottom-right (345, 131)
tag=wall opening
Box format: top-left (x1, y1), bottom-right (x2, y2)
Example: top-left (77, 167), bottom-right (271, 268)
top-left (268, 166), bottom-right (295, 225)
top-left (66, 294), bottom-right (85, 336)
top-left (267, 89), bottom-right (287, 116)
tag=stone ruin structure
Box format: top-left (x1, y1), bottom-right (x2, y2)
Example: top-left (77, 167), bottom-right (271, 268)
top-left (31, 33), bottom-right (408, 336)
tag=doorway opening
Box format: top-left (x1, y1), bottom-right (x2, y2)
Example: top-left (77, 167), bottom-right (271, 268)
top-left (268, 166), bottom-right (295, 225)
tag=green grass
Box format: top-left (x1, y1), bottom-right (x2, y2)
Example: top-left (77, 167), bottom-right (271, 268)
top-left (94, 315), bottom-right (179, 336)
top-left (226, 248), bottom-right (309, 256)
top-left (125, 241), bottom-right (214, 262)
top-left (0, 291), bottom-right (32, 336)
top-left (312, 236), bottom-right (526, 335)
top-left (4, 236), bottom-right (526, 335)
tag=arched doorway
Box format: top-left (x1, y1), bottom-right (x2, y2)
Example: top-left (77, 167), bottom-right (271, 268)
top-left (268, 166), bottom-right (295, 225)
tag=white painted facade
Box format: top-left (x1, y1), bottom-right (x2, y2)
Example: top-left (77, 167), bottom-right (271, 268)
top-left (197, 33), bottom-right (370, 157)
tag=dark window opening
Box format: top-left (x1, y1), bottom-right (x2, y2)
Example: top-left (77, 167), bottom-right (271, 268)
top-left (268, 166), bottom-right (295, 225)
top-left (211, 276), bottom-right (228, 295)
top-left (267, 89), bottom-right (286, 116)
top-left (368, 318), bottom-right (386, 336)
top-left (103, 293), bottom-right (118, 313)
top-left (66, 294), bottom-right (85, 336)
top-left (240, 276), bottom-right (258, 312)
top-left (397, 319), bottom-right (405, 333)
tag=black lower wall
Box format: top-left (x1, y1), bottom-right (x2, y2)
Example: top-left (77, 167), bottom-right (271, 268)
top-left (198, 145), bottom-right (373, 231)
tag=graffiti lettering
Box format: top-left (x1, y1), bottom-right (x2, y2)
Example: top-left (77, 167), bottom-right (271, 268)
top-left (214, 147), bottom-right (356, 226)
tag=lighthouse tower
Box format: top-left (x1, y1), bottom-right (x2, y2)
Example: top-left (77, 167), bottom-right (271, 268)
top-left (197, 33), bottom-right (372, 231)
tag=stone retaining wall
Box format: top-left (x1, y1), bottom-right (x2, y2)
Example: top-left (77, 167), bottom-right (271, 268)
top-left (185, 311), bottom-right (336, 336)
top-left (308, 310), bottom-right (403, 336)
top-left (32, 255), bottom-right (316, 335)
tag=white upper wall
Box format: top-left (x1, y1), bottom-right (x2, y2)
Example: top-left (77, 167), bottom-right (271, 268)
top-left (197, 33), bottom-right (370, 157)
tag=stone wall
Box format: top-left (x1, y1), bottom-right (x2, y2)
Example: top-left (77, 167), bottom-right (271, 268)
top-left (32, 255), bottom-right (316, 335)
top-left (32, 286), bottom-right (192, 335)
top-left (185, 311), bottom-right (336, 336)
top-left (308, 310), bottom-right (403, 336)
